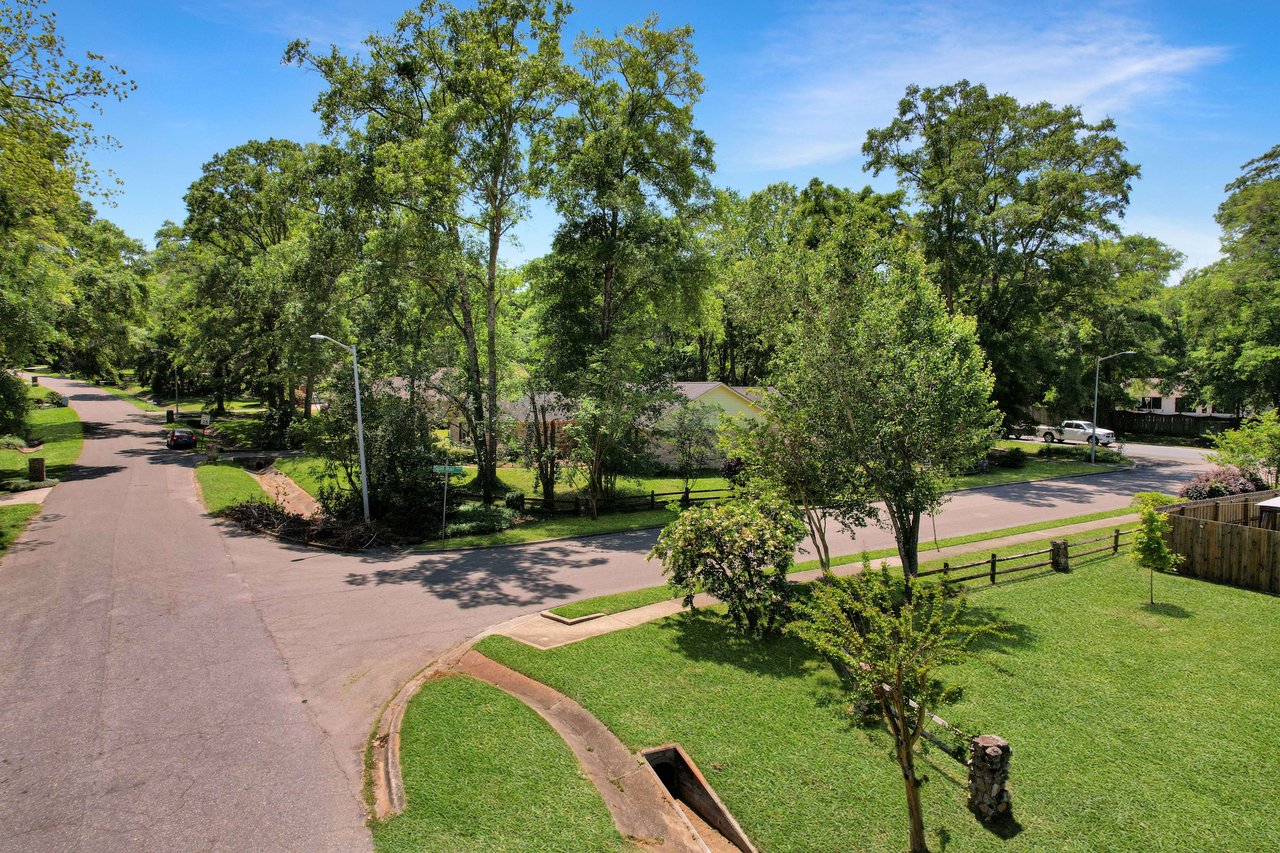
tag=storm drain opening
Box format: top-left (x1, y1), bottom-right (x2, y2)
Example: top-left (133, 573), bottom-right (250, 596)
top-left (642, 745), bottom-right (756, 853)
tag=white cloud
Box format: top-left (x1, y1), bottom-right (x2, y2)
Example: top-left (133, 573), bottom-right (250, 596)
top-left (727, 0), bottom-right (1226, 173)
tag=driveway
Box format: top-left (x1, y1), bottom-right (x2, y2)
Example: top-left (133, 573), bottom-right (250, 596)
top-left (0, 379), bottom-right (1212, 851)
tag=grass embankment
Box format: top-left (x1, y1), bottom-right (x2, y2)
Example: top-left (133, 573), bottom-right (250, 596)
top-left (419, 508), bottom-right (678, 552)
top-left (546, 505), bottom-right (1139, 619)
top-left (273, 456), bottom-right (331, 497)
top-left (478, 556), bottom-right (1280, 852)
top-left (0, 504), bottom-right (40, 559)
top-left (0, 389), bottom-right (84, 483)
top-left (375, 675), bottom-right (626, 853)
top-left (194, 462), bottom-right (272, 514)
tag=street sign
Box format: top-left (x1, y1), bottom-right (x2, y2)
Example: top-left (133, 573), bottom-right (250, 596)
top-left (200, 413), bottom-right (211, 427)
top-left (432, 464), bottom-right (464, 474)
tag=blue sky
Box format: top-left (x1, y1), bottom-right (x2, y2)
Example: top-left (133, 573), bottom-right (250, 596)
top-left (52, 0), bottom-right (1279, 276)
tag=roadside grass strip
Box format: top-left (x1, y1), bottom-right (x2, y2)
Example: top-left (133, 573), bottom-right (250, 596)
top-left (545, 506), bottom-right (1139, 619)
top-left (0, 395), bottom-right (84, 482)
top-left (418, 508), bottom-right (679, 552)
top-left (195, 462), bottom-right (272, 514)
top-left (478, 556), bottom-right (1280, 852)
top-left (0, 504), bottom-right (40, 558)
top-left (374, 675), bottom-right (626, 853)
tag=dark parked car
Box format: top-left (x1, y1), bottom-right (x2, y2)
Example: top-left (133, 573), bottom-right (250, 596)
top-left (166, 428), bottom-right (197, 450)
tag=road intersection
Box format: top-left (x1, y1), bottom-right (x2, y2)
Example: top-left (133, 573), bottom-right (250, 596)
top-left (0, 377), bottom-right (1212, 851)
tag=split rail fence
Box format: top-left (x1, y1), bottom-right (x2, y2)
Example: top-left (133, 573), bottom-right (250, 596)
top-left (512, 486), bottom-right (734, 517)
top-left (919, 527), bottom-right (1137, 587)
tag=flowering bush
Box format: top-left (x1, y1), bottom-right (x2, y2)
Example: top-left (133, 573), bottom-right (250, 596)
top-left (1178, 466), bottom-right (1267, 501)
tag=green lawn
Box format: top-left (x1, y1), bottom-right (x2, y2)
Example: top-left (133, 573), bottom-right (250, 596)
top-left (0, 392), bottom-right (84, 483)
top-left (547, 505), bottom-right (1140, 619)
top-left (194, 462), bottom-right (271, 514)
top-left (375, 675), bottom-right (626, 853)
top-left (0, 504), bottom-right (40, 559)
top-left (420, 508), bottom-right (679, 552)
top-left (950, 457), bottom-right (1122, 489)
top-left (273, 456), bottom-right (332, 497)
top-left (477, 557), bottom-right (1280, 852)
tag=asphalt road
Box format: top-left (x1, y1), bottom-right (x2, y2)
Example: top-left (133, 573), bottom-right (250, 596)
top-left (0, 379), bottom-right (1212, 851)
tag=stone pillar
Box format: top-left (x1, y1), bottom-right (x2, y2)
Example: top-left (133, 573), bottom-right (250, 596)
top-left (28, 457), bottom-right (46, 482)
top-left (1050, 539), bottom-right (1070, 572)
top-left (967, 735), bottom-right (1011, 821)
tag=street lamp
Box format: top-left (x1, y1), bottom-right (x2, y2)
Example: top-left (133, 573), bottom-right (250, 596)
top-left (150, 348), bottom-right (180, 422)
top-left (310, 334), bottom-right (371, 524)
top-left (1092, 350), bottom-right (1136, 463)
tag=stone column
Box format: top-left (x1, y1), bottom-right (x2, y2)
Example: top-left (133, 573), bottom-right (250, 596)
top-left (1050, 539), bottom-right (1070, 572)
top-left (967, 734), bottom-right (1012, 821)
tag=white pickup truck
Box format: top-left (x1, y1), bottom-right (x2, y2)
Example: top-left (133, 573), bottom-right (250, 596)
top-left (1035, 420), bottom-right (1117, 446)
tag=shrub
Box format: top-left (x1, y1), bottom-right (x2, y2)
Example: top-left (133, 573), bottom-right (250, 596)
top-left (649, 492), bottom-right (807, 637)
top-left (1, 478), bottom-right (59, 492)
top-left (503, 491), bottom-right (526, 512)
top-left (1131, 491), bottom-right (1179, 510)
top-left (446, 442), bottom-right (477, 465)
top-left (1178, 466), bottom-right (1267, 501)
top-left (0, 373), bottom-right (28, 437)
top-left (720, 455), bottom-right (748, 485)
top-left (0, 435), bottom-right (28, 450)
top-left (985, 447), bottom-right (1028, 469)
top-left (442, 503), bottom-right (516, 538)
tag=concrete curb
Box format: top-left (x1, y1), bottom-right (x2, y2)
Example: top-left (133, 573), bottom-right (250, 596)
top-left (539, 608), bottom-right (606, 625)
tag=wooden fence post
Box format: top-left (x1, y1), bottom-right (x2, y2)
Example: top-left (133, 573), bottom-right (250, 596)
top-left (1112, 528), bottom-right (1120, 554)
top-left (650, 491), bottom-right (656, 510)
top-left (989, 553), bottom-right (997, 585)
top-left (1213, 501), bottom-right (1221, 522)
top-left (942, 562), bottom-right (950, 584)
top-left (1051, 540), bottom-right (1070, 572)
top-left (28, 457), bottom-right (46, 482)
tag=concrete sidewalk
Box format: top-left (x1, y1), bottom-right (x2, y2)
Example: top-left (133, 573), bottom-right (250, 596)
top-left (499, 512), bottom-right (1140, 650)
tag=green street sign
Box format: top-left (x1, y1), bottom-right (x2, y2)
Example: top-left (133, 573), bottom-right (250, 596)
top-left (432, 465), bottom-right (464, 474)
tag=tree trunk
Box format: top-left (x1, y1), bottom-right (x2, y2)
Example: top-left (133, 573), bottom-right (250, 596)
top-left (889, 506), bottom-right (923, 588)
top-left (900, 744), bottom-right (929, 853)
top-left (485, 221), bottom-right (501, 507)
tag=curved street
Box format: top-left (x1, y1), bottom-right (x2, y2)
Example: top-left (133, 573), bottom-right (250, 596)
top-left (0, 377), bottom-right (1212, 851)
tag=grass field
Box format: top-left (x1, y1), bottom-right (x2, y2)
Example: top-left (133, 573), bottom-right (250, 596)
top-left (546, 506), bottom-right (1140, 618)
top-left (0, 390), bottom-right (84, 483)
top-left (0, 504), bottom-right (40, 559)
top-left (477, 556), bottom-right (1280, 852)
top-left (375, 675), bottom-right (626, 853)
top-left (194, 462), bottom-right (271, 514)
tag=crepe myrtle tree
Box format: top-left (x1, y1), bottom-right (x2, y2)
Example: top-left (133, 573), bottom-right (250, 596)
top-left (774, 232), bottom-right (1000, 587)
top-left (789, 568), bottom-right (1000, 853)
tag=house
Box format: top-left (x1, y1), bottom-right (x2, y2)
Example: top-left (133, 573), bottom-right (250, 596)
top-left (649, 381), bottom-right (770, 465)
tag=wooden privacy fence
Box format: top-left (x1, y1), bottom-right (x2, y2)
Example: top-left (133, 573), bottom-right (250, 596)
top-left (1159, 490), bottom-right (1280, 594)
top-left (919, 527), bottom-right (1136, 586)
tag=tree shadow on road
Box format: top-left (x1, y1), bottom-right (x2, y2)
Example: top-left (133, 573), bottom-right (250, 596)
top-left (340, 543), bottom-right (606, 609)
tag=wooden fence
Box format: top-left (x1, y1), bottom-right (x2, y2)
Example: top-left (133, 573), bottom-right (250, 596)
top-left (513, 486), bottom-right (734, 517)
top-left (919, 527), bottom-right (1136, 587)
top-left (1159, 490), bottom-right (1280, 594)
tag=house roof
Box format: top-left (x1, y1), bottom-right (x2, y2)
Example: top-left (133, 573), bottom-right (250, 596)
top-left (674, 381), bottom-right (770, 411)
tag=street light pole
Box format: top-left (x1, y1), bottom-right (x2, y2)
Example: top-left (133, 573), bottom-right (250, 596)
top-left (1092, 350), bottom-right (1137, 463)
top-left (310, 334), bottom-right (371, 524)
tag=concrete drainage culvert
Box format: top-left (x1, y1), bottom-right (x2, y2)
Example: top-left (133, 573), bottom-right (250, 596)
top-left (642, 744), bottom-right (756, 853)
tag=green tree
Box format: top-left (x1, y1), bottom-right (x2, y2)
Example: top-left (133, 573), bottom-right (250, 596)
top-left (1177, 145), bottom-right (1280, 412)
top-left (287, 0), bottom-right (569, 503)
top-left (649, 492), bottom-right (805, 637)
top-left (665, 401), bottom-right (718, 494)
top-left (0, 0), bottom-right (134, 367)
top-left (863, 80), bottom-right (1139, 417)
top-left (1209, 411), bottom-right (1280, 488)
top-left (1132, 505), bottom-right (1184, 605)
top-left (773, 232), bottom-right (999, 583)
top-left (722, 408), bottom-right (872, 574)
top-left (532, 15), bottom-right (714, 501)
top-left (789, 569), bottom-right (996, 853)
